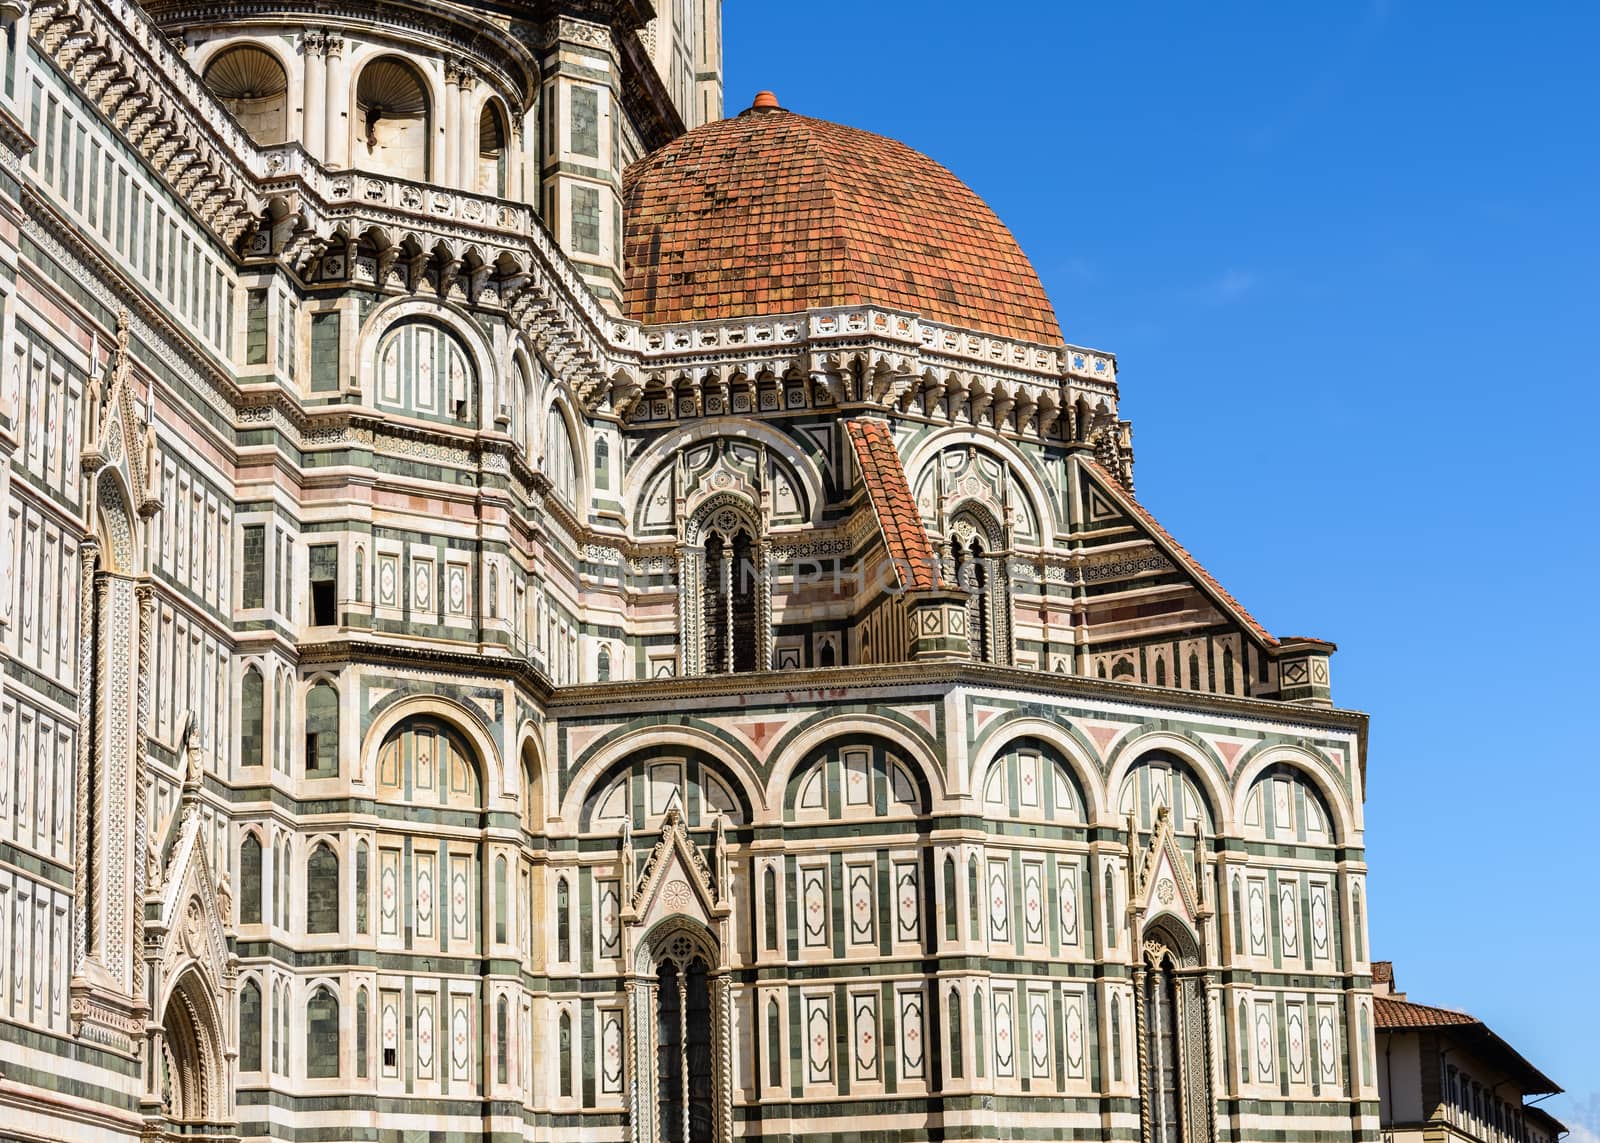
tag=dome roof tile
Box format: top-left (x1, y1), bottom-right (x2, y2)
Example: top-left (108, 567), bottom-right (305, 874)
top-left (623, 103), bottom-right (1062, 344)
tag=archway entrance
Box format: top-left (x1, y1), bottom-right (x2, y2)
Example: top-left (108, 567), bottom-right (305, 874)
top-left (151, 967), bottom-right (231, 1134)
top-left (631, 920), bottom-right (726, 1143)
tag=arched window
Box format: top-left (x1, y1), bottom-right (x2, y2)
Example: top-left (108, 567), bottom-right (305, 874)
top-left (374, 321), bottom-right (475, 424)
top-left (276, 838), bottom-right (290, 927)
top-left (943, 856), bottom-right (958, 943)
top-left (307, 844), bottom-right (339, 934)
top-left (306, 986), bottom-right (340, 1078)
top-left (1104, 865), bottom-right (1117, 949)
top-left (597, 644), bottom-right (611, 683)
top-left (494, 855), bottom-right (508, 944)
top-left (1237, 1001), bottom-right (1250, 1085)
top-left (543, 405), bottom-right (578, 505)
top-left (595, 436), bottom-right (610, 489)
top-left (240, 833), bottom-right (263, 924)
top-left (1352, 882), bottom-right (1365, 962)
top-left (692, 504), bottom-right (763, 675)
top-left (355, 840), bottom-right (369, 935)
top-left (1188, 650), bottom-right (1201, 690)
top-left (270, 981), bottom-right (281, 1073)
top-left (973, 987), bottom-right (986, 1079)
top-left (766, 998), bottom-right (781, 1087)
top-left (357, 987), bottom-right (369, 1078)
top-left (967, 854), bottom-right (980, 938)
top-left (763, 866), bottom-right (778, 951)
top-left (1140, 923), bottom-right (1212, 1142)
top-left (240, 667), bottom-right (264, 767)
top-left (1111, 993), bottom-right (1124, 1083)
top-left (558, 1009), bottom-right (573, 1098)
top-left (947, 990), bottom-right (963, 1079)
top-left (202, 45), bottom-right (288, 145)
top-left (1155, 657), bottom-right (1167, 687)
top-left (478, 101), bottom-right (508, 197)
top-left (652, 939), bottom-right (714, 1140)
top-left (356, 57), bottom-right (430, 180)
top-left (496, 996), bottom-right (510, 1084)
top-left (1241, 765), bottom-right (1335, 845)
top-left (948, 509), bottom-right (1009, 665)
top-left (1223, 645), bottom-right (1236, 694)
top-left (304, 680), bottom-right (338, 776)
top-left (556, 876), bottom-right (571, 962)
top-left (239, 978), bottom-right (262, 1071)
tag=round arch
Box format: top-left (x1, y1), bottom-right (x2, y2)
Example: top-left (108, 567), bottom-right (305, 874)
top-left (354, 295), bottom-right (498, 409)
top-left (967, 716), bottom-right (1106, 821)
top-left (352, 54), bottom-right (434, 181)
top-left (361, 693), bottom-right (504, 804)
top-left (541, 393), bottom-right (587, 508)
top-left (764, 714), bottom-right (946, 813)
top-left (561, 722), bottom-right (764, 825)
top-left (513, 720), bottom-right (547, 825)
top-left (1231, 746), bottom-right (1355, 846)
top-left (900, 426), bottom-right (1060, 540)
top-left (1104, 730), bottom-right (1230, 836)
top-left (198, 41), bottom-right (290, 146)
top-left (620, 417), bottom-right (829, 529)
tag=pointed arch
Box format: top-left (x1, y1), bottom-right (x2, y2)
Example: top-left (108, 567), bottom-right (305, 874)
top-left (158, 967), bottom-right (230, 1123)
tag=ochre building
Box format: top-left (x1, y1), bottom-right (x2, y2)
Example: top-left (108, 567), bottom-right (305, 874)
top-left (0, 0), bottom-right (1380, 1140)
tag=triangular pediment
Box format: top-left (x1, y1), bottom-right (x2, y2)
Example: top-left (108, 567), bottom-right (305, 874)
top-left (625, 809), bottom-right (729, 929)
top-left (1130, 805), bottom-right (1207, 925)
top-left (150, 799), bottom-right (232, 1009)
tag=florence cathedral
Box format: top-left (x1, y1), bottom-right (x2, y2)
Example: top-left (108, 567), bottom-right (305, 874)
top-left (0, 0), bottom-right (1381, 1140)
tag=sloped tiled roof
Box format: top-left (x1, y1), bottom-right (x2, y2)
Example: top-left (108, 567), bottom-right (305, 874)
top-left (1374, 996), bottom-right (1476, 1029)
top-left (844, 419), bottom-right (940, 591)
top-left (623, 97), bottom-right (1063, 343)
top-left (1374, 994), bottom-right (1561, 1095)
top-left (1083, 459), bottom-right (1281, 648)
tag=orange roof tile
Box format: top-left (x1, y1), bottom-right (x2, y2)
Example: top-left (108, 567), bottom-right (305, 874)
top-left (1083, 459), bottom-right (1280, 648)
top-left (624, 99), bottom-right (1062, 344)
top-left (844, 419), bottom-right (941, 591)
top-left (1374, 996), bottom-right (1476, 1029)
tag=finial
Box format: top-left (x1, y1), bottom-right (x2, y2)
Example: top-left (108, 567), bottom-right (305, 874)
top-left (751, 90), bottom-right (780, 112)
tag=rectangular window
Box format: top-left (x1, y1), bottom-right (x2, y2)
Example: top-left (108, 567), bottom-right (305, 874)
top-left (309, 543), bottom-right (338, 626)
top-left (310, 311), bottom-right (341, 392)
top-left (572, 185), bottom-right (600, 256)
top-left (241, 525), bottom-right (266, 608)
top-left (245, 289), bottom-right (269, 365)
top-left (570, 86), bottom-right (599, 158)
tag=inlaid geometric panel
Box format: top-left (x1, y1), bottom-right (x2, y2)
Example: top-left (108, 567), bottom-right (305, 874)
top-left (800, 865), bottom-right (830, 948)
top-left (601, 1008), bottom-right (624, 1094)
top-left (1279, 881), bottom-right (1300, 960)
top-left (1057, 862), bottom-right (1080, 947)
top-left (1254, 1001), bottom-right (1276, 1082)
top-left (1286, 1000), bottom-right (1306, 1084)
top-left (805, 994), bottom-right (833, 1084)
top-left (893, 861), bottom-right (920, 943)
top-left (992, 987), bottom-right (1016, 1078)
top-left (988, 858), bottom-right (1010, 943)
top-left (1027, 988), bottom-right (1051, 1079)
top-left (416, 993), bottom-right (436, 1081)
top-left (1247, 878), bottom-right (1268, 956)
top-left (450, 994), bottom-right (472, 1082)
top-left (598, 879), bottom-right (621, 959)
top-left (847, 862), bottom-right (876, 946)
top-left (1309, 881), bottom-right (1331, 963)
top-left (415, 850), bottom-right (435, 940)
top-left (1022, 861), bottom-right (1045, 945)
top-left (851, 991), bottom-right (879, 1082)
top-left (1316, 1002), bottom-right (1339, 1087)
top-left (843, 749), bottom-right (870, 806)
top-left (379, 848), bottom-right (400, 937)
top-left (897, 988), bottom-right (925, 1081)
top-left (1063, 989), bottom-right (1086, 1079)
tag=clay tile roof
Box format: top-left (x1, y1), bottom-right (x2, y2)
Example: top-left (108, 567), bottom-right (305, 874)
top-left (1374, 995), bottom-right (1561, 1096)
top-left (1373, 996), bottom-right (1477, 1029)
top-left (624, 101), bottom-right (1063, 344)
top-left (1083, 459), bottom-right (1280, 648)
top-left (844, 419), bottom-right (940, 591)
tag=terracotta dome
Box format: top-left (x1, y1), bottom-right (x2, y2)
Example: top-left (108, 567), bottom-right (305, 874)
top-left (623, 95), bottom-right (1063, 344)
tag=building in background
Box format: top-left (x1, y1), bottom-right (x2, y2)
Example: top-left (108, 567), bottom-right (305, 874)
top-left (1373, 963), bottom-right (1565, 1143)
top-left (0, 0), bottom-right (1386, 1140)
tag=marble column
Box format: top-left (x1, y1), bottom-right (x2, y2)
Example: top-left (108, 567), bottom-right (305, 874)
top-left (301, 31), bottom-right (326, 158)
top-left (323, 33), bottom-right (347, 168)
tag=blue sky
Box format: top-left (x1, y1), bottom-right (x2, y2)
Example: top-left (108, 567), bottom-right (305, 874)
top-left (726, 1), bottom-right (1600, 1125)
